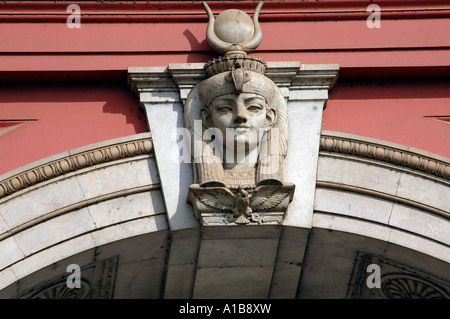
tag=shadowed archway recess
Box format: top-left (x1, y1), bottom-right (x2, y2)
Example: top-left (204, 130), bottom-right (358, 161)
top-left (0, 130), bottom-right (448, 298)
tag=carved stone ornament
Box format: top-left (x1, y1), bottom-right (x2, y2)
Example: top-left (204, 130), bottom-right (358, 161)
top-left (347, 251), bottom-right (450, 299)
top-left (186, 2), bottom-right (295, 225)
top-left (380, 274), bottom-right (450, 299)
top-left (29, 279), bottom-right (91, 299)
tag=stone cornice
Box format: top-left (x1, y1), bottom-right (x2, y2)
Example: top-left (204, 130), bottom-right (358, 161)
top-left (0, 134), bottom-right (153, 200)
top-left (131, 62), bottom-right (339, 104)
top-left (319, 130), bottom-right (450, 180)
top-left (1, 1), bottom-right (449, 23)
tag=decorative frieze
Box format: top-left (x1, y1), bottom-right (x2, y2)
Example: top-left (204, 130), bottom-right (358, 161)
top-left (0, 137), bottom-right (153, 199)
top-left (320, 131), bottom-right (450, 180)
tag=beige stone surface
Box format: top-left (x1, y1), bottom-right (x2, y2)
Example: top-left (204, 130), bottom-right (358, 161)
top-left (314, 187), bottom-right (393, 224)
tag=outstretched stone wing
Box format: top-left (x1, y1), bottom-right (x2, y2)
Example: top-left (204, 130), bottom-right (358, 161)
top-left (250, 183), bottom-right (295, 211)
top-left (189, 185), bottom-right (236, 211)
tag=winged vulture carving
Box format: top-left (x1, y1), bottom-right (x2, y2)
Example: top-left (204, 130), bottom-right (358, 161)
top-left (189, 183), bottom-right (294, 224)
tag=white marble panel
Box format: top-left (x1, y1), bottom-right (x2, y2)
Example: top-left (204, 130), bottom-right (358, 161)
top-left (0, 236), bottom-right (25, 270)
top-left (13, 207), bottom-right (95, 257)
top-left (0, 269), bottom-right (18, 295)
top-left (0, 176), bottom-right (85, 230)
top-left (396, 171), bottom-right (450, 213)
top-left (314, 187), bottom-right (393, 224)
top-left (317, 155), bottom-right (402, 196)
top-left (8, 234), bottom-right (96, 285)
top-left (387, 228), bottom-right (450, 264)
top-left (88, 190), bottom-right (165, 229)
top-left (75, 157), bottom-right (159, 200)
top-left (284, 100), bottom-right (324, 228)
top-left (289, 89), bottom-right (329, 100)
top-left (312, 212), bottom-right (392, 243)
top-left (91, 215), bottom-right (168, 247)
top-left (143, 102), bottom-right (198, 231)
top-left (0, 214), bottom-right (10, 235)
top-left (389, 204), bottom-right (450, 246)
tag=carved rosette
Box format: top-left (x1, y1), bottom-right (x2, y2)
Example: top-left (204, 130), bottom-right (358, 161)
top-left (347, 251), bottom-right (450, 299)
top-left (28, 279), bottom-right (90, 299)
top-left (19, 256), bottom-right (119, 299)
top-left (379, 274), bottom-right (450, 299)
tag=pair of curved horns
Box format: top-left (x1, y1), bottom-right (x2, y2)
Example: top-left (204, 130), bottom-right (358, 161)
top-left (202, 1), bottom-right (264, 55)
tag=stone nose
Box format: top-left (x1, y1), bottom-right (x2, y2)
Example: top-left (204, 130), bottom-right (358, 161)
top-left (234, 103), bottom-right (248, 124)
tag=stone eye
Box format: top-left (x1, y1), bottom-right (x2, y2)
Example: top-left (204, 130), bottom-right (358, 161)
top-left (217, 106), bottom-right (232, 114)
top-left (247, 104), bottom-right (262, 112)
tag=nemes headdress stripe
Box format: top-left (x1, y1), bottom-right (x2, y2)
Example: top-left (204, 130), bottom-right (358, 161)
top-left (198, 67), bottom-right (278, 107)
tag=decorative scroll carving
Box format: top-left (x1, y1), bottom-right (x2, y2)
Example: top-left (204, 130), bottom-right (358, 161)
top-left (185, 2), bottom-right (294, 225)
top-left (0, 138), bottom-right (153, 199)
top-left (320, 132), bottom-right (450, 180)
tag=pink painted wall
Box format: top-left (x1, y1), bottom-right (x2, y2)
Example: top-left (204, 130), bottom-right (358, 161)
top-left (2, 77), bottom-right (447, 177)
top-left (323, 80), bottom-right (450, 157)
top-left (1, 1), bottom-right (449, 175)
top-left (0, 84), bottom-right (147, 175)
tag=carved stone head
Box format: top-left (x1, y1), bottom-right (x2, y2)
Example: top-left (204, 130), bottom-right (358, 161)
top-left (185, 2), bottom-right (294, 224)
top-left (199, 64), bottom-right (277, 149)
top-left (185, 63), bottom-right (288, 190)
top-left (184, 2), bottom-right (288, 190)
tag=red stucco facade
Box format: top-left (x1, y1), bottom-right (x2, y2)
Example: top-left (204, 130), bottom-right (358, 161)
top-left (1, 0), bottom-right (449, 174)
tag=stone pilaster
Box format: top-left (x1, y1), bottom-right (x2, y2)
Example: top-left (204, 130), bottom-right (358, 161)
top-left (265, 62), bottom-right (339, 298)
top-left (128, 66), bottom-right (200, 298)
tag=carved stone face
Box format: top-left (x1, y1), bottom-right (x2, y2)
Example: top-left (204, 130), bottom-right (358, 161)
top-left (203, 92), bottom-right (275, 150)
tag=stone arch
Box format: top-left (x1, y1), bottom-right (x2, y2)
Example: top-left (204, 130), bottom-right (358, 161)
top-left (296, 130), bottom-right (450, 298)
top-left (1, 130), bottom-right (449, 299)
top-left (0, 133), bottom-right (169, 298)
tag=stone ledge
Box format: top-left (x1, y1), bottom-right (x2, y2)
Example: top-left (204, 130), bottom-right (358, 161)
top-left (201, 211), bottom-right (285, 226)
top-left (0, 133), bottom-right (153, 200)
